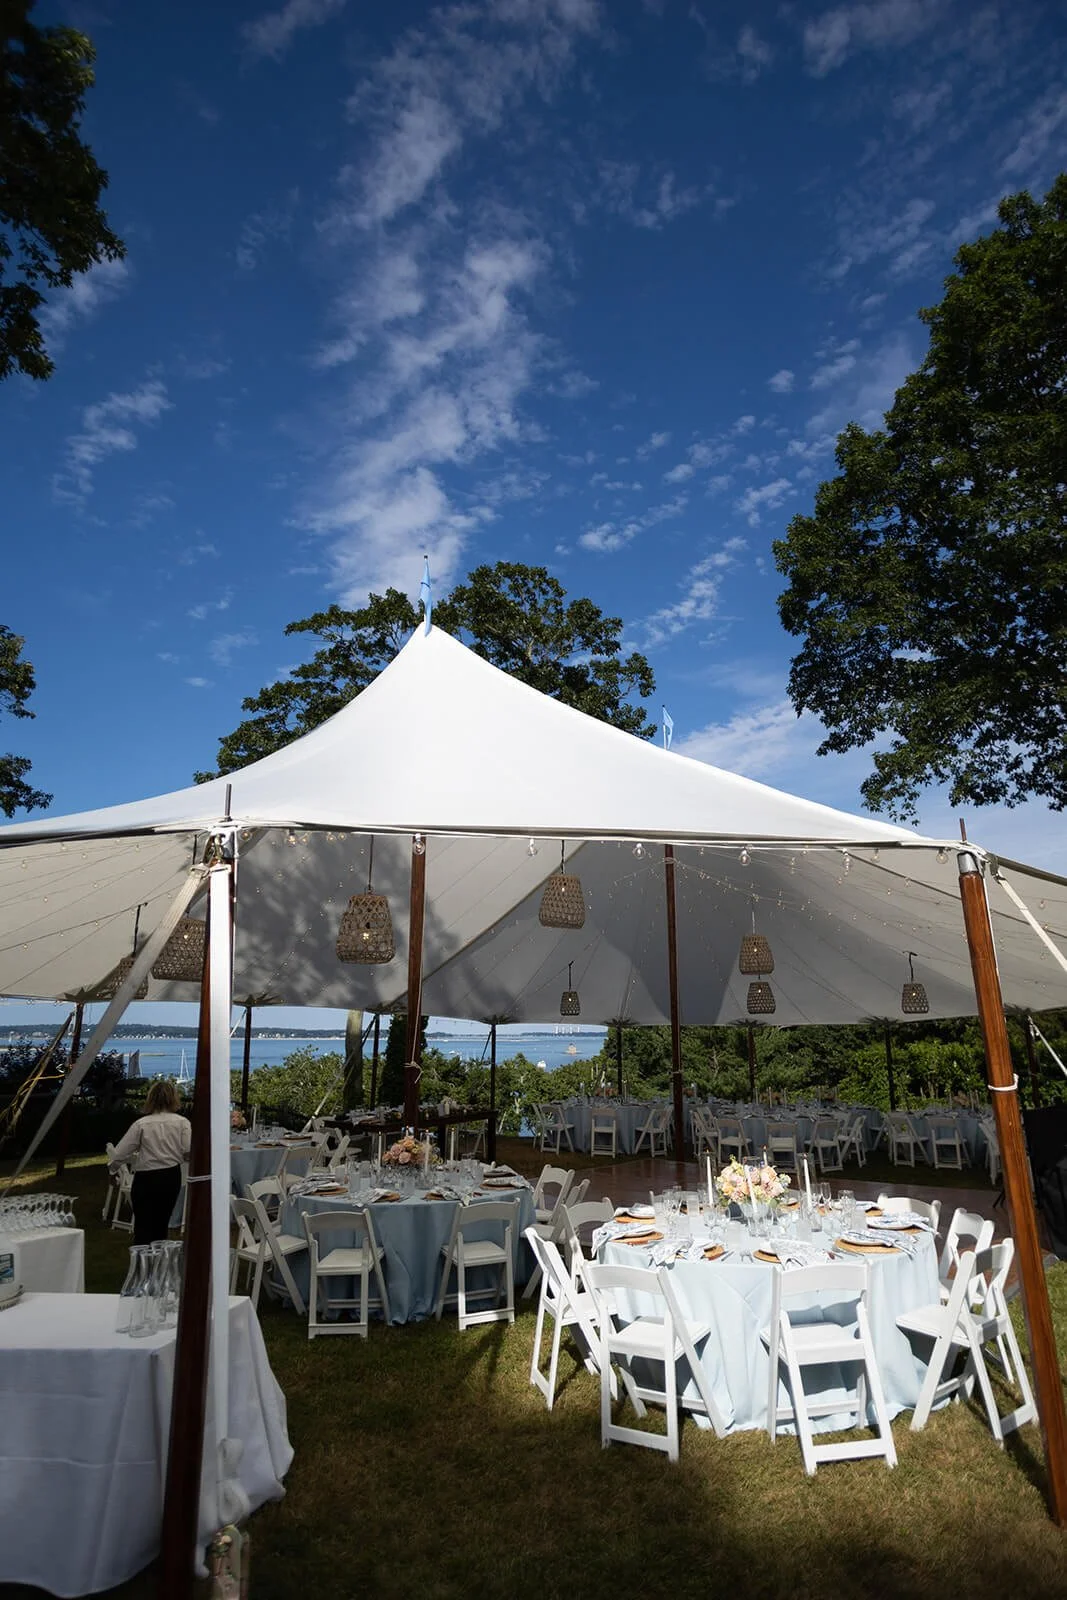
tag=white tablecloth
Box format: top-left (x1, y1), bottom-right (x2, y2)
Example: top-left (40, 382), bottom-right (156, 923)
top-left (0, 1293), bottom-right (292, 1596)
top-left (0, 1226), bottom-right (84, 1292)
top-left (601, 1231), bottom-right (939, 1434)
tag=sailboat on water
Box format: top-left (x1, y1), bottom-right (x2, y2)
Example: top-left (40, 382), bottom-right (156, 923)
top-left (177, 1049), bottom-right (192, 1084)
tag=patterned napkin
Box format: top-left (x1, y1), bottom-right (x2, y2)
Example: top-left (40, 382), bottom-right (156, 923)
top-left (290, 1176), bottom-right (347, 1196)
top-left (837, 1229), bottom-right (917, 1256)
top-left (760, 1238), bottom-right (834, 1268)
top-left (649, 1239), bottom-right (709, 1266)
top-left (615, 1203), bottom-right (655, 1219)
top-left (592, 1220), bottom-right (661, 1253)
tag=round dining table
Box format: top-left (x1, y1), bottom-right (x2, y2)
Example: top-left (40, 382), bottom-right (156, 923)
top-left (281, 1182), bottom-right (536, 1324)
top-left (600, 1223), bottom-right (940, 1434)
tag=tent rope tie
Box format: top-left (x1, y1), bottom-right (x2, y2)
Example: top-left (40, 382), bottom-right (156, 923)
top-left (987, 1077), bottom-right (1019, 1093)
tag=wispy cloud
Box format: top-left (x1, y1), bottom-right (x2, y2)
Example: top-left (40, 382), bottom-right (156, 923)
top-left (593, 163), bottom-right (706, 229)
top-left (579, 494), bottom-right (687, 555)
top-left (300, 1), bottom-right (604, 601)
top-left (641, 541), bottom-right (746, 646)
top-left (184, 676), bottom-right (213, 689)
top-left (802, 1), bottom-right (942, 78)
top-left (188, 590), bottom-right (233, 621)
top-left (735, 477), bottom-right (793, 526)
top-left (636, 430), bottom-right (671, 459)
top-left (679, 699), bottom-right (817, 781)
top-left (209, 630), bottom-right (258, 666)
top-left (54, 379), bottom-right (171, 504)
top-left (767, 368), bottom-right (794, 394)
top-left (1000, 86), bottom-right (1067, 177)
top-left (236, 190), bottom-right (299, 271)
top-left (38, 258), bottom-right (131, 351)
top-left (810, 339), bottom-right (859, 389)
top-left (241, 0), bottom-right (346, 62)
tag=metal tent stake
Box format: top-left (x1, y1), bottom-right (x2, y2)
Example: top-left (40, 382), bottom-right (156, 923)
top-left (957, 851), bottom-right (1067, 1525)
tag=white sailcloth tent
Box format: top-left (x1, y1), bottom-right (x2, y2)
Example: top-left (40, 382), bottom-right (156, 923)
top-left (0, 622), bottom-right (1064, 1026)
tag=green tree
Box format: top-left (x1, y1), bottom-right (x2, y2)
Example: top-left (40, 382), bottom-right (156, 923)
top-left (0, 624), bottom-right (50, 815)
top-left (1, 2), bottom-right (126, 381)
top-left (774, 176), bottom-right (1067, 821)
top-left (196, 562), bottom-right (656, 777)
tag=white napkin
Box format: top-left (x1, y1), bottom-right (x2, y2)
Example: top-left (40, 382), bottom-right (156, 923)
top-left (869, 1213), bottom-right (934, 1231)
top-left (483, 1164), bottom-right (518, 1177)
top-left (763, 1238), bottom-right (833, 1268)
top-left (837, 1229), bottom-right (917, 1255)
top-left (615, 1203), bottom-right (655, 1219)
top-left (591, 1219), bottom-right (659, 1253)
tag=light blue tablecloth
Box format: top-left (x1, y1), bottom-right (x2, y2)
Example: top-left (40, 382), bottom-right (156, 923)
top-left (601, 1230), bottom-right (939, 1434)
top-left (230, 1142), bottom-right (313, 1196)
top-left (281, 1185), bottom-right (536, 1324)
top-left (564, 1101), bottom-right (654, 1155)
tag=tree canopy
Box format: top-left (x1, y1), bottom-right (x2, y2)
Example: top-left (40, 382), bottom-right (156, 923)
top-left (774, 176), bottom-right (1067, 821)
top-left (197, 561), bottom-right (656, 778)
top-left (0, 624), bottom-right (50, 816)
top-left (1, 1), bottom-right (126, 381)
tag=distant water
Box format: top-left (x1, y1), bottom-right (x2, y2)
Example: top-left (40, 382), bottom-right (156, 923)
top-left (78, 1031), bottom-right (607, 1078)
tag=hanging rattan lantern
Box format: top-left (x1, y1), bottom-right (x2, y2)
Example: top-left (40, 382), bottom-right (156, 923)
top-left (739, 933), bottom-right (775, 974)
top-left (560, 961), bottom-right (581, 1017)
top-left (746, 980), bottom-right (776, 1015)
top-left (539, 841), bottom-right (585, 929)
top-left (901, 951), bottom-right (929, 1015)
top-left (151, 917), bottom-right (206, 981)
top-left (98, 954), bottom-right (148, 1001)
top-left (337, 837), bottom-right (396, 963)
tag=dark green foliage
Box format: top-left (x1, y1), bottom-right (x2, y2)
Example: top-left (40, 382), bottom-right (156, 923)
top-left (775, 176), bottom-right (1067, 821)
top-left (0, 1), bottom-right (126, 381)
top-left (378, 1014), bottom-right (427, 1109)
top-left (196, 563), bottom-right (656, 778)
top-left (0, 623), bottom-right (50, 815)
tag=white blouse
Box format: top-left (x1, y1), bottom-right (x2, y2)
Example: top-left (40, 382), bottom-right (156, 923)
top-left (108, 1111), bottom-right (191, 1174)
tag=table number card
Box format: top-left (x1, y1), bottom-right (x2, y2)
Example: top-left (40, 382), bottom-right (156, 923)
top-left (0, 1251), bottom-right (14, 1284)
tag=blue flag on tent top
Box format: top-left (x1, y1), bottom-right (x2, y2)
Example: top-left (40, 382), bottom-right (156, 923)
top-left (420, 556), bottom-right (432, 633)
top-left (662, 706), bottom-right (674, 750)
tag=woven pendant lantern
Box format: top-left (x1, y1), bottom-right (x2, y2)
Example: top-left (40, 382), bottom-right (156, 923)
top-left (746, 980), bottom-right (776, 1015)
top-left (539, 842), bottom-right (586, 929)
top-left (98, 953), bottom-right (148, 1001)
top-left (560, 961), bottom-right (581, 1017)
top-left (739, 933), bottom-right (775, 974)
top-left (337, 837), bottom-right (396, 964)
top-left (151, 917), bottom-right (206, 981)
top-left (901, 951), bottom-right (929, 1015)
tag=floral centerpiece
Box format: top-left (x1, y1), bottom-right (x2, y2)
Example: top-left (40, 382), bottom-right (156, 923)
top-left (716, 1156), bottom-right (789, 1209)
top-left (382, 1133), bottom-right (436, 1167)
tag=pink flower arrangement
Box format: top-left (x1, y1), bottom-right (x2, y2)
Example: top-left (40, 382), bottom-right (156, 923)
top-left (716, 1156), bottom-right (789, 1206)
top-left (382, 1133), bottom-right (434, 1167)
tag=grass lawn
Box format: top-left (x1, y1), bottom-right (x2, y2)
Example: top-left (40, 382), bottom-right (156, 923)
top-left (3, 1152), bottom-right (1067, 1600)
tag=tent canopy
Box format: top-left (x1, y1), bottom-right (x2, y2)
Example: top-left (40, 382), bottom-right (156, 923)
top-left (1, 624), bottom-right (1064, 1027)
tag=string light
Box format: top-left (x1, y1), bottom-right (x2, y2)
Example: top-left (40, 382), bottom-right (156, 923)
top-left (842, 852), bottom-right (851, 874)
top-left (739, 846), bottom-right (750, 866)
top-left (412, 834), bottom-right (426, 856)
top-left (632, 842), bottom-right (645, 858)
top-left (527, 839), bottom-right (539, 857)
top-left (936, 847), bottom-right (948, 864)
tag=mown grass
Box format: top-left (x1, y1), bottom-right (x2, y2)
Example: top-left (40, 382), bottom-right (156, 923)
top-left (3, 1153), bottom-right (1066, 1600)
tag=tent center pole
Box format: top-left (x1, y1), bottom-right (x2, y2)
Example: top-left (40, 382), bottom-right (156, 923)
top-left (958, 852), bottom-right (1067, 1525)
top-left (403, 835), bottom-right (427, 1129)
top-left (664, 845), bottom-right (685, 1167)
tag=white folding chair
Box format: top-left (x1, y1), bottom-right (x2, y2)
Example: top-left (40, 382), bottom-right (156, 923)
top-left (886, 1113), bottom-right (921, 1166)
top-left (938, 1207), bottom-right (994, 1301)
top-left (301, 1207), bottom-right (389, 1339)
top-left (715, 1117), bottom-right (748, 1162)
top-left (230, 1197), bottom-right (269, 1308)
top-left (875, 1194), bottom-right (942, 1234)
top-left (767, 1122), bottom-right (800, 1174)
top-left (762, 1260), bottom-right (896, 1476)
top-left (105, 1143), bottom-right (135, 1231)
top-left (538, 1104), bottom-right (575, 1155)
top-left (533, 1165), bottom-right (575, 1230)
top-left (811, 1117), bottom-right (844, 1174)
top-left (632, 1105), bottom-right (672, 1158)
top-left (562, 1198), bottom-right (616, 1278)
top-left (585, 1261), bottom-right (727, 1459)
top-left (247, 1175), bottom-right (286, 1224)
top-left (434, 1200), bottom-right (515, 1330)
top-left (525, 1229), bottom-right (603, 1409)
top-left (324, 1133), bottom-right (351, 1171)
top-left (247, 1193), bottom-right (309, 1314)
top-left (897, 1243), bottom-right (1036, 1442)
top-left (690, 1105), bottom-right (717, 1161)
top-left (590, 1107), bottom-right (619, 1158)
top-left (929, 1117), bottom-right (966, 1171)
top-left (837, 1113), bottom-right (867, 1168)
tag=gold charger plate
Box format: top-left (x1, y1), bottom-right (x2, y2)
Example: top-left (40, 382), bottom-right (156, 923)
top-left (621, 1230), bottom-right (663, 1247)
top-left (614, 1212), bottom-right (655, 1225)
top-left (835, 1236), bottom-right (900, 1254)
top-left (753, 1248), bottom-right (781, 1264)
top-left (702, 1243), bottom-right (726, 1261)
top-left (376, 1191), bottom-right (402, 1203)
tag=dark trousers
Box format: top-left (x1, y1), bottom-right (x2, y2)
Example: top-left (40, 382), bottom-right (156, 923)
top-left (131, 1166), bottom-right (182, 1245)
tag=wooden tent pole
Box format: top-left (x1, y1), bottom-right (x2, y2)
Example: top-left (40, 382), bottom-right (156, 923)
top-left (158, 867), bottom-right (224, 1597)
top-left (615, 1022), bottom-right (624, 1096)
top-left (883, 1025), bottom-right (898, 1111)
top-left (664, 846), bottom-right (685, 1159)
top-left (487, 1022), bottom-right (497, 1163)
top-left (54, 1002), bottom-right (83, 1179)
top-left (239, 1003), bottom-right (253, 1116)
top-left (958, 851), bottom-right (1067, 1525)
top-left (403, 835), bottom-right (427, 1129)
top-left (369, 1014), bottom-right (381, 1108)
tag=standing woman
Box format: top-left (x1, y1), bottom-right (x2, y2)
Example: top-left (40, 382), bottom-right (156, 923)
top-left (108, 1078), bottom-right (191, 1245)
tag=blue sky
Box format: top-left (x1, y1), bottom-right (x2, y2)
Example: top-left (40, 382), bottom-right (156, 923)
top-left (3, 0), bottom-right (1066, 1031)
